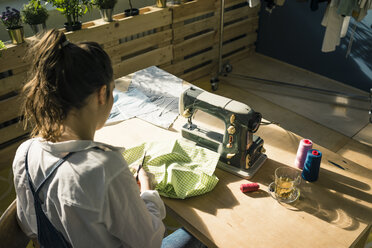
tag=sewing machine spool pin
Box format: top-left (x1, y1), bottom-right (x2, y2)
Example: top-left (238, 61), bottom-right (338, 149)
top-left (187, 116), bottom-right (192, 127)
top-left (179, 87), bottom-right (267, 179)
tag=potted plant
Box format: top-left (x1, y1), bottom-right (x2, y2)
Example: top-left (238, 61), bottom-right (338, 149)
top-left (92, 0), bottom-right (117, 22)
top-left (124, 0), bottom-right (139, 17)
top-left (156, 0), bottom-right (167, 8)
top-left (46, 0), bottom-right (92, 31)
top-left (21, 0), bottom-right (49, 34)
top-left (0, 40), bottom-right (6, 57)
top-left (0, 7), bottom-right (24, 45)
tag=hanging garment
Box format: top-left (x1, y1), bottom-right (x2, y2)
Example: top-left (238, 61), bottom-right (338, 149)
top-left (275, 0), bottom-right (286, 6)
top-left (248, 0), bottom-right (260, 8)
top-left (359, 0), bottom-right (367, 8)
top-left (310, 0), bottom-right (331, 11)
top-left (352, 0), bottom-right (372, 21)
top-left (340, 16), bottom-right (350, 37)
top-left (264, 0), bottom-right (276, 12)
top-left (337, 0), bottom-right (358, 16)
top-left (321, 0), bottom-right (344, 52)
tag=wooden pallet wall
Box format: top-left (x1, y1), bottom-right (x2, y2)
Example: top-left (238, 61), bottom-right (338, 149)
top-left (160, 0), bottom-right (219, 82)
top-left (160, 0), bottom-right (260, 82)
top-left (0, 1), bottom-right (259, 169)
top-left (67, 7), bottom-right (173, 79)
top-left (222, 0), bottom-right (259, 63)
top-left (0, 6), bottom-right (172, 169)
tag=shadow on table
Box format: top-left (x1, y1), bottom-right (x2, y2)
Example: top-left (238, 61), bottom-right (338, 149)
top-left (162, 171), bottom-right (242, 247)
top-left (256, 158), bottom-right (372, 231)
top-left (190, 169), bottom-right (242, 214)
top-left (242, 188), bottom-right (270, 199)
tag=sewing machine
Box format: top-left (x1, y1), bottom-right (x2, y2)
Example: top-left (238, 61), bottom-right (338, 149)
top-left (179, 87), bottom-right (267, 179)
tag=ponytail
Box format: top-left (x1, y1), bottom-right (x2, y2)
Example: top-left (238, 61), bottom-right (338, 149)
top-left (22, 29), bottom-right (113, 142)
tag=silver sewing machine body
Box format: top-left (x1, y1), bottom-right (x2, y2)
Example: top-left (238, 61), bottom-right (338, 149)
top-left (179, 87), bottom-right (267, 179)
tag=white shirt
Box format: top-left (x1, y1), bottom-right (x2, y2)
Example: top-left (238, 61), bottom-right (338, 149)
top-left (13, 138), bottom-right (166, 248)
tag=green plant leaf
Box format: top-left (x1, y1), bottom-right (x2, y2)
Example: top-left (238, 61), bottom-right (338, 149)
top-left (45, 0), bottom-right (91, 22)
top-left (56, 7), bottom-right (65, 13)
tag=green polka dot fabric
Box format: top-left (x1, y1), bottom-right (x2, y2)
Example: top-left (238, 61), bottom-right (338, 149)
top-left (123, 139), bottom-right (220, 199)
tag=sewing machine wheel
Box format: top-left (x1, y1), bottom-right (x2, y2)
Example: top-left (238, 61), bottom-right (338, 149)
top-left (210, 77), bottom-right (219, 91)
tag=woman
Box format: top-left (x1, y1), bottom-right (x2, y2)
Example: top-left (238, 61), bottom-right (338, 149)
top-left (13, 29), bottom-right (205, 248)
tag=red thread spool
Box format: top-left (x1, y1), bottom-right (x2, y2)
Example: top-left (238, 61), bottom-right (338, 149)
top-left (240, 183), bottom-right (259, 193)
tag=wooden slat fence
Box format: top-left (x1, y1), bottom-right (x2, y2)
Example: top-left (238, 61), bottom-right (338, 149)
top-left (0, 1), bottom-right (259, 169)
top-left (160, 0), bottom-right (219, 82)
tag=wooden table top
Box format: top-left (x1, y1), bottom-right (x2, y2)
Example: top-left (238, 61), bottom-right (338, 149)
top-left (95, 77), bottom-right (372, 248)
top-left (95, 114), bottom-right (372, 248)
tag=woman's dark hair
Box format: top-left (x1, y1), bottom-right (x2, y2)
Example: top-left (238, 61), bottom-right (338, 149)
top-left (22, 29), bottom-right (113, 142)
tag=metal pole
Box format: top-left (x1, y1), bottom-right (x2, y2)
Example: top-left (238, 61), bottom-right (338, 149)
top-left (217, 0), bottom-right (225, 76)
top-left (369, 88), bottom-right (372, 123)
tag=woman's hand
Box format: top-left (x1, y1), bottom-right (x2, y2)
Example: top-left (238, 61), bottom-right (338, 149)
top-left (136, 166), bottom-right (153, 192)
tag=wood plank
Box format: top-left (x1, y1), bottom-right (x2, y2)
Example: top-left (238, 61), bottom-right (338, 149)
top-left (0, 95), bottom-right (22, 124)
top-left (0, 41), bottom-right (30, 72)
top-left (112, 7), bottom-right (153, 20)
top-left (352, 225), bottom-right (372, 248)
top-left (0, 123), bottom-right (28, 145)
top-left (173, 0), bottom-right (217, 23)
top-left (0, 72), bottom-right (27, 96)
top-left (66, 7), bottom-right (172, 45)
top-left (106, 29), bottom-right (172, 61)
top-left (173, 16), bottom-right (218, 41)
top-left (223, 17), bottom-right (259, 41)
top-left (351, 123), bottom-right (372, 147)
top-left (102, 39), bottom-right (120, 49)
top-left (222, 45), bottom-right (255, 63)
top-left (172, 21), bottom-right (184, 29)
top-left (81, 21), bottom-right (96, 29)
top-left (224, 5), bottom-right (259, 24)
top-left (180, 63), bottom-right (214, 82)
top-left (159, 64), bottom-right (177, 75)
top-left (163, 67), bottom-right (183, 77)
top-left (158, 61), bottom-right (172, 69)
top-left (12, 65), bottom-right (30, 75)
top-left (337, 138), bottom-right (372, 170)
top-left (222, 33), bottom-right (257, 55)
top-left (225, 0), bottom-right (246, 7)
top-left (0, 139), bottom-right (25, 171)
top-left (225, 0), bottom-right (260, 9)
top-left (165, 48), bottom-right (216, 75)
top-left (173, 31), bottom-right (216, 60)
top-left (113, 45), bottom-right (173, 78)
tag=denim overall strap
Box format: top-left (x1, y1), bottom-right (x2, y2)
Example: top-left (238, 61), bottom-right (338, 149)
top-left (34, 153), bottom-right (74, 195)
top-left (25, 146), bottom-right (73, 197)
top-left (25, 142), bottom-right (74, 248)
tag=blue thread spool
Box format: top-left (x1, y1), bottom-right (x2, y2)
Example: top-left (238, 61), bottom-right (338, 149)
top-left (302, 149), bottom-right (322, 182)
